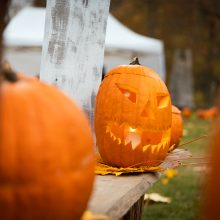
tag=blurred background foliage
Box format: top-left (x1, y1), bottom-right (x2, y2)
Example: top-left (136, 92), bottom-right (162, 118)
top-left (110, 0), bottom-right (220, 107)
top-left (34, 0), bottom-right (220, 107)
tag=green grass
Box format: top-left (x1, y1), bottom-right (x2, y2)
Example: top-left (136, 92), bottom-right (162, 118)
top-left (142, 114), bottom-right (211, 220)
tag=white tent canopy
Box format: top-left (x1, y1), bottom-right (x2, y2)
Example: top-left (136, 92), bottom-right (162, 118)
top-left (4, 6), bottom-right (166, 80)
top-left (106, 15), bottom-right (163, 54)
top-left (4, 7), bottom-right (46, 46)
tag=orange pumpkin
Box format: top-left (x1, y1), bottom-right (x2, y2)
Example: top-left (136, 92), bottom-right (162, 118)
top-left (204, 116), bottom-right (220, 219)
top-left (196, 106), bottom-right (218, 120)
top-left (182, 107), bottom-right (192, 118)
top-left (169, 105), bottom-right (183, 150)
top-left (0, 70), bottom-right (95, 220)
top-left (95, 58), bottom-right (172, 168)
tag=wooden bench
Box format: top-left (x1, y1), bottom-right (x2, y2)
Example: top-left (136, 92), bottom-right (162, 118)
top-left (40, 1), bottom-right (160, 219)
top-left (88, 173), bottom-right (159, 220)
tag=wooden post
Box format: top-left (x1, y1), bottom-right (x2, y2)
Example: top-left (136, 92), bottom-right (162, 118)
top-left (40, 0), bottom-right (110, 125)
top-left (169, 48), bottom-right (194, 108)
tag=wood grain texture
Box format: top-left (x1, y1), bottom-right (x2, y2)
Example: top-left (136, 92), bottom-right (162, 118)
top-left (121, 195), bottom-right (144, 220)
top-left (40, 0), bottom-right (110, 122)
top-left (88, 173), bottom-right (159, 220)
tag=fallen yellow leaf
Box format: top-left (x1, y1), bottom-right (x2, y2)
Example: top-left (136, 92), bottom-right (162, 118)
top-left (162, 178), bottom-right (169, 185)
top-left (165, 169), bottom-right (178, 179)
top-left (95, 148), bottom-right (191, 176)
top-left (95, 154), bottom-right (161, 176)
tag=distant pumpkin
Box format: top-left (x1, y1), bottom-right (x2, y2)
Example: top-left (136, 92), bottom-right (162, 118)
top-left (197, 106), bottom-right (218, 120)
top-left (169, 105), bottom-right (183, 150)
top-left (0, 69), bottom-right (95, 220)
top-left (182, 107), bottom-right (192, 118)
top-left (95, 58), bottom-right (172, 168)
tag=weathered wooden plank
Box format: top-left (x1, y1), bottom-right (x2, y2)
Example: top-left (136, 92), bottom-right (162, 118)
top-left (88, 173), bottom-right (159, 220)
top-left (121, 195), bottom-right (144, 220)
top-left (40, 0), bottom-right (110, 124)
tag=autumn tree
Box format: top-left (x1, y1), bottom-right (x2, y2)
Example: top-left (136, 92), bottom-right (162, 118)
top-left (110, 0), bottom-right (220, 106)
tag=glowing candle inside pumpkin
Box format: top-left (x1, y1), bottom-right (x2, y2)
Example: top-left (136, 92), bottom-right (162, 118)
top-left (123, 91), bottom-right (130, 97)
top-left (125, 127), bottom-right (141, 150)
top-left (129, 127), bottom-right (136, 132)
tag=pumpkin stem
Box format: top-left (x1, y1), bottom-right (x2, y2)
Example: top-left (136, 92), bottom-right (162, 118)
top-left (129, 57), bottom-right (141, 65)
top-left (2, 60), bottom-right (18, 82)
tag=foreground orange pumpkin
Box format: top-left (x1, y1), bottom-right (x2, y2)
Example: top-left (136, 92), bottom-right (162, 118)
top-left (169, 105), bottom-right (183, 150)
top-left (204, 115), bottom-right (220, 219)
top-left (95, 58), bottom-right (172, 167)
top-left (0, 71), bottom-right (95, 220)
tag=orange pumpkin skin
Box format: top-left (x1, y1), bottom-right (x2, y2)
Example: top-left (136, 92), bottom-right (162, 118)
top-left (204, 117), bottom-right (220, 219)
top-left (0, 74), bottom-right (95, 220)
top-left (95, 64), bottom-right (172, 168)
top-left (169, 105), bottom-right (183, 150)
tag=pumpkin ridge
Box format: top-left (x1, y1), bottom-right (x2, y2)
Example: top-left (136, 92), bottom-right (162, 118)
top-left (106, 71), bottom-right (160, 79)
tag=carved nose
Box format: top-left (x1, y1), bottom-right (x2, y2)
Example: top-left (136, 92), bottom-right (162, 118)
top-left (141, 101), bottom-right (156, 119)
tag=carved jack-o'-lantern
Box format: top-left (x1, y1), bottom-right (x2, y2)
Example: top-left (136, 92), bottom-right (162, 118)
top-left (95, 58), bottom-right (172, 168)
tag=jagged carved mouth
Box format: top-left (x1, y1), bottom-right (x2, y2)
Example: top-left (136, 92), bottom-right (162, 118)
top-left (105, 123), bottom-right (170, 154)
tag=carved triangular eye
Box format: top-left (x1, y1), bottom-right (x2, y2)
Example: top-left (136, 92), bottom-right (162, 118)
top-left (141, 101), bottom-right (155, 119)
top-left (116, 83), bottom-right (137, 103)
top-left (157, 94), bottom-right (169, 109)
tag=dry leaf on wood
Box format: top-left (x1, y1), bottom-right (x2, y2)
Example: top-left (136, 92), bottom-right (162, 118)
top-left (95, 148), bottom-right (191, 176)
top-left (144, 193), bottom-right (171, 204)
